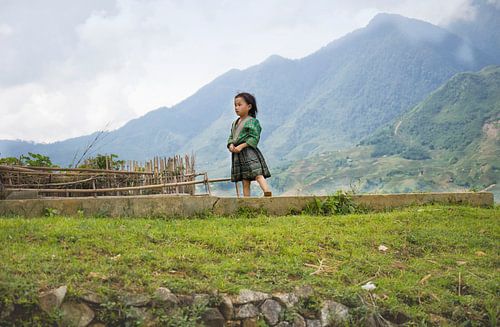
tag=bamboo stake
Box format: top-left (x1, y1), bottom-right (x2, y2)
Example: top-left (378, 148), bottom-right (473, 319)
top-left (5, 178), bottom-right (230, 194)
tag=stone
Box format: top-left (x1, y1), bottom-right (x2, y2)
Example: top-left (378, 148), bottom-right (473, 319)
top-left (364, 313), bottom-right (380, 327)
top-left (81, 291), bottom-right (104, 304)
top-left (235, 289), bottom-right (271, 304)
top-left (39, 285), bottom-right (67, 313)
top-left (193, 293), bottom-right (210, 306)
top-left (320, 300), bottom-right (349, 326)
top-left (122, 293), bottom-right (151, 307)
top-left (242, 318), bottom-right (258, 327)
top-left (201, 307), bottom-right (225, 327)
top-left (294, 285), bottom-right (314, 299)
top-left (60, 302), bottom-right (95, 327)
top-left (88, 324), bottom-right (106, 327)
top-left (154, 287), bottom-right (179, 308)
top-left (260, 299), bottom-right (282, 325)
top-left (177, 294), bottom-right (194, 306)
top-left (305, 319), bottom-right (321, 327)
top-left (276, 322), bottom-right (291, 327)
top-left (273, 292), bottom-right (299, 308)
top-left (235, 303), bottom-right (260, 319)
top-left (292, 315), bottom-right (307, 327)
top-left (219, 294), bottom-right (234, 320)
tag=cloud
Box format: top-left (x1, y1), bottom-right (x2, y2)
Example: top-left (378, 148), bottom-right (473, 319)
top-left (0, 0), bottom-right (480, 142)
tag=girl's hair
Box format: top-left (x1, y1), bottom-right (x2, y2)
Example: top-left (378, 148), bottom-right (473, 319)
top-left (235, 92), bottom-right (258, 118)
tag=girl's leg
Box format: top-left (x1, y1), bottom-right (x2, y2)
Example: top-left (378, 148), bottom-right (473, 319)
top-left (242, 179), bottom-right (251, 197)
top-left (255, 175), bottom-right (271, 193)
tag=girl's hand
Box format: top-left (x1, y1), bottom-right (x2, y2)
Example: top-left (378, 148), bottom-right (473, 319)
top-left (232, 146), bottom-right (241, 153)
top-left (229, 144), bottom-right (235, 152)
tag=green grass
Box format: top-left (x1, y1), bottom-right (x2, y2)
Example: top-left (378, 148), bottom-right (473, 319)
top-left (0, 205), bottom-right (499, 325)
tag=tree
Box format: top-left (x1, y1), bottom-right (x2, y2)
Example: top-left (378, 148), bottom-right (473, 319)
top-left (79, 154), bottom-right (125, 170)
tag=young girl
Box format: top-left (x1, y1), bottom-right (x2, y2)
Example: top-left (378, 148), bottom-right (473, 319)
top-left (227, 92), bottom-right (272, 197)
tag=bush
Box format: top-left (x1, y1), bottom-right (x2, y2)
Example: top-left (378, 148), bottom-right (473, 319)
top-left (303, 190), bottom-right (364, 215)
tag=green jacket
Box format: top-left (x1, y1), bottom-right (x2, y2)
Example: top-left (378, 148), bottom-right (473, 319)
top-left (227, 117), bottom-right (262, 149)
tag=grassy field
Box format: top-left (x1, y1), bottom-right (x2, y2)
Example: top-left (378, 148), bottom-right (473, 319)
top-left (0, 204), bottom-right (498, 325)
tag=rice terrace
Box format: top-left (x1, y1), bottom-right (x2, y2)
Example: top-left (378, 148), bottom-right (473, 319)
top-left (1, 1), bottom-right (500, 326)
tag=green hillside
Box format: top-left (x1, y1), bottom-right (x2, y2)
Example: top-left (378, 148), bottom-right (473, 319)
top-left (271, 66), bottom-right (500, 199)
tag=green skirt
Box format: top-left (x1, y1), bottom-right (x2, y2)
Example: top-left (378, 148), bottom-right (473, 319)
top-left (231, 146), bottom-right (271, 182)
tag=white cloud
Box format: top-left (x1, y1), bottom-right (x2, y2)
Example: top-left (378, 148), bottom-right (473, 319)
top-left (0, 0), bottom-right (481, 142)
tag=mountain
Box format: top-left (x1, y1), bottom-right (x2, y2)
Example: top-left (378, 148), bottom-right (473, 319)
top-left (274, 66), bottom-right (500, 199)
top-left (0, 13), bottom-right (495, 181)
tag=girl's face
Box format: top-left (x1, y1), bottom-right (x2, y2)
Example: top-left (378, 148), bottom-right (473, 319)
top-left (234, 96), bottom-right (251, 117)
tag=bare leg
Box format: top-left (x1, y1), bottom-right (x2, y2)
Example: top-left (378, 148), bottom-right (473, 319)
top-left (242, 179), bottom-right (251, 197)
top-left (255, 175), bottom-right (271, 193)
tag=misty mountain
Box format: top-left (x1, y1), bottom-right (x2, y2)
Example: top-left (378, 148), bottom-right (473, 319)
top-left (447, 0), bottom-right (500, 65)
top-left (0, 12), bottom-right (496, 180)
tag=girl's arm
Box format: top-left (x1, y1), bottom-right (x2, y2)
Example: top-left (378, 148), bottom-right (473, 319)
top-left (227, 121), bottom-right (235, 149)
top-left (243, 119), bottom-right (261, 148)
top-left (234, 142), bottom-right (248, 152)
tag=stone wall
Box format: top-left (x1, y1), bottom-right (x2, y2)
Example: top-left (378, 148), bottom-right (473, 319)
top-left (9, 285), bottom-right (380, 326)
top-left (0, 192), bottom-right (494, 218)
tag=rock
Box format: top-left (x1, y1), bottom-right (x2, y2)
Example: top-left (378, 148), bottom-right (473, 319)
top-left (273, 292), bottom-right (299, 308)
top-left (305, 319), bottom-right (321, 327)
top-left (176, 294), bottom-right (194, 306)
top-left (235, 303), bottom-right (260, 319)
top-left (88, 323), bottom-right (106, 327)
top-left (193, 293), bottom-right (210, 306)
top-left (60, 302), bottom-right (95, 327)
top-left (39, 285), bottom-right (67, 313)
top-left (320, 300), bottom-right (349, 326)
top-left (292, 315), bottom-right (307, 327)
top-left (201, 307), bottom-right (225, 327)
top-left (154, 287), bottom-right (179, 308)
top-left (81, 291), bottom-right (104, 304)
top-left (226, 320), bottom-right (242, 327)
top-left (260, 299), bottom-right (282, 325)
top-left (294, 285), bottom-right (314, 299)
top-left (219, 294), bottom-right (234, 320)
top-left (276, 322), bottom-right (291, 327)
top-left (364, 313), bottom-right (380, 327)
top-left (235, 289), bottom-right (270, 304)
top-left (242, 318), bottom-right (258, 327)
top-left (122, 293), bottom-right (151, 307)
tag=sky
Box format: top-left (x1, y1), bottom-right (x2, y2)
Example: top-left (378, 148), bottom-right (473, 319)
top-left (0, 0), bottom-right (488, 143)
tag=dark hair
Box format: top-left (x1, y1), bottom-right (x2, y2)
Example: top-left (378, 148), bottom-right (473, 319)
top-left (235, 92), bottom-right (258, 118)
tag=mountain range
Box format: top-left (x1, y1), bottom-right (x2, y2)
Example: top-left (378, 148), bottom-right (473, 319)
top-left (1, 0), bottom-right (499, 197)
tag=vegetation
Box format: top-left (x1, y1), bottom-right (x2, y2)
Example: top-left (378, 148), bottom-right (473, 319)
top-left (271, 66), bottom-right (500, 200)
top-left (77, 153), bottom-right (125, 170)
top-left (0, 205), bottom-right (498, 325)
top-left (303, 190), bottom-right (365, 215)
top-left (0, 152), bottom-right (56, 167)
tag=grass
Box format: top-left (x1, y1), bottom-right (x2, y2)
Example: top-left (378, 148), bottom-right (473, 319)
top-left (0, 204), bottom-right (498, 325)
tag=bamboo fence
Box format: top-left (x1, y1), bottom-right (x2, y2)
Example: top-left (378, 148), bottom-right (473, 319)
top-left (0, 154), bottom-right (230, 197)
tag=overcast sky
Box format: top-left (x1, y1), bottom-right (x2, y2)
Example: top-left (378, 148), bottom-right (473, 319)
top-left (0, 0), bottom-right (487, 143)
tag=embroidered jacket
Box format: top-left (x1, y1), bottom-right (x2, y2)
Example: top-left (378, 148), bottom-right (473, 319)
top-left (227, 116), bottom-right (262, 149)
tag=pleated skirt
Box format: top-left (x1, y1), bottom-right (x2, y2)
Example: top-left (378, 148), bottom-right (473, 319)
top-left (231, 146), bottom-right (271, 182)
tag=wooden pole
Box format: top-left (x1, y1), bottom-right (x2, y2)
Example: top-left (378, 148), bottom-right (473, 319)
top-left (5, 178), bottom-right (231, 194)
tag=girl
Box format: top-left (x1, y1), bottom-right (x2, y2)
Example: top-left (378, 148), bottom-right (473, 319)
top-left (227, 92), bottom-right (272, 197)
